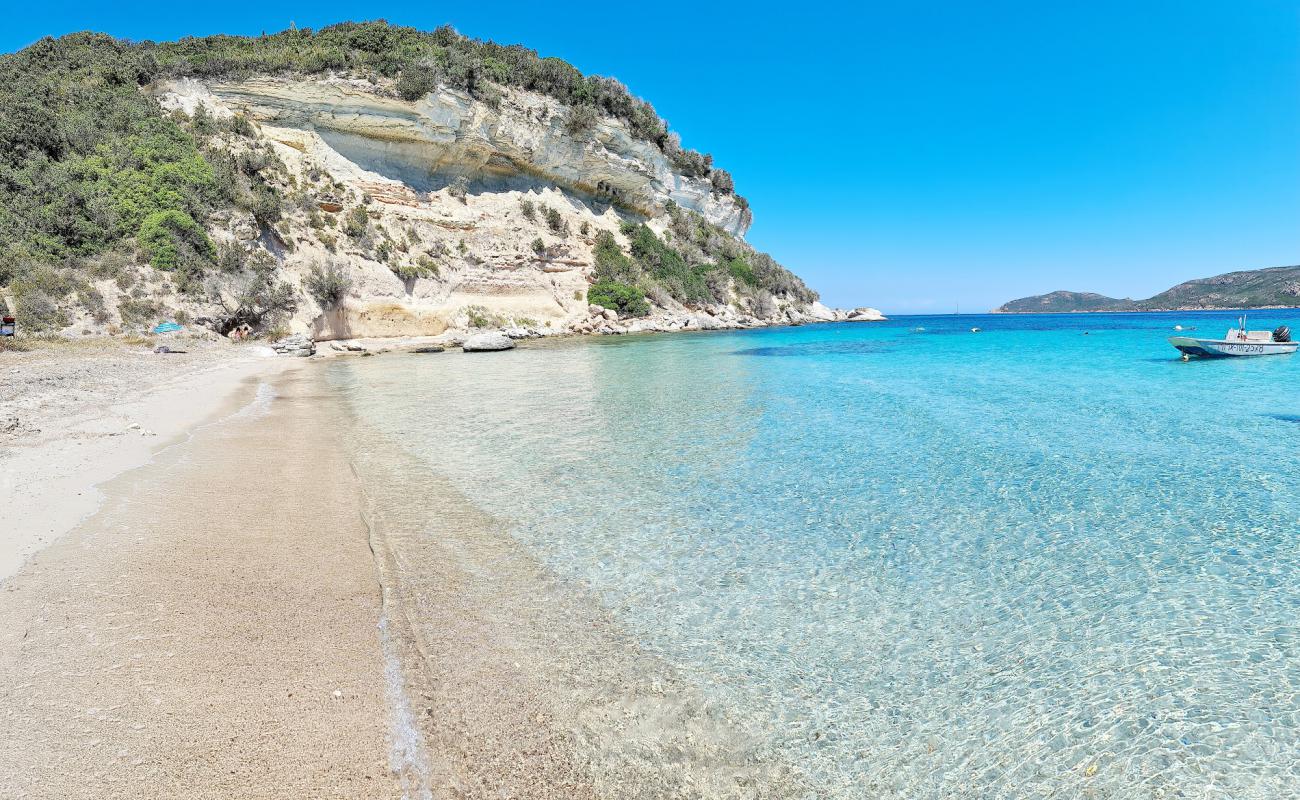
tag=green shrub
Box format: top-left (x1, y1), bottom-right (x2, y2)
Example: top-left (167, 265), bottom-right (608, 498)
top-left (118, 295), bottom-right (163, 330)
top-left (519, 199), bottom-right (536, 221)
top-left (544, 206), bottom-right (566, 234)
top-left (566, 104), bottom-right (599, 137)
top-left (626, 224), bottom-right (712, 305)
top-left (305, 262), bottom-right (352, 308)
top-left (206, 255), bottom-right (297, 333)
top-left (725, 255), bottom-right (757, 287)
top-left (592, 231), bottom-right (636, 283)
top-left (137, 210), bottom-right (215, 273)
top-left (15, 290), bottom-right (67, 331)
top-left (465, 304), bottom-right (505, 328)
top-left (230, 113), bottom-right (255, 137)
top-left (393, 255), bottom-right (439, 280)
top-left (416, 254), bottom-right (440, 276)
top-left (531, 237), bottom-right (546, 255)
top-left (588, 280), bottom-right (649, 318)
top-left (343, 206), bottom-right (370, 239)
top-left (710, 168), bottom-right (735, 195)
top-left (396, 64), bottom-right (438, 101)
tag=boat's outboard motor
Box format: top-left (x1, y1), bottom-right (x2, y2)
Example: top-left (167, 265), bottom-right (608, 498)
top-left (1273, 325), bottom-right (1291, 343)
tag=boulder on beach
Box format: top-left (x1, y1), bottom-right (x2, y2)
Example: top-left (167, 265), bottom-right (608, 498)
top-left (462, 332), bottom-right (515, 352)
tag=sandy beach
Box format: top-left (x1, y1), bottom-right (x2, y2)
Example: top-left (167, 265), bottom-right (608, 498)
top-left (0, 343), bottom-right (399, 798)
top-left (0, 339), bottom-right (291, 582)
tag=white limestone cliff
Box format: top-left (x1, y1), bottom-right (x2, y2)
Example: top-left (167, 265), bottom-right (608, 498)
top-left (139, 77), bottom-right (882, 342)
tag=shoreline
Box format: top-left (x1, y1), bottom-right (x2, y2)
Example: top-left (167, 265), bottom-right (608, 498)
top-left (2, 345), bottom-right (811, 797)
top-left (339, 379), bottom-right (812, 797)
top-left (0, 315), bottom-right (884, 582)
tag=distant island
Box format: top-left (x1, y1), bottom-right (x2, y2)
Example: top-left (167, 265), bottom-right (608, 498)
top-left (993, 265), bottom-right (1300, 313)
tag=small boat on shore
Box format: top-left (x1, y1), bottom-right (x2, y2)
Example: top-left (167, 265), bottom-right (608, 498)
top-left (1169, 317), bottom-right (1296, 359)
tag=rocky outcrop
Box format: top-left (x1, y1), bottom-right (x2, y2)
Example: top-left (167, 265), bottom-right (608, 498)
top-left (270, 333), bottom-right (316, 357)
top-left (161, 77), bottom-right (751, 237)
top-left (462, 332), bottom-right (515, 352)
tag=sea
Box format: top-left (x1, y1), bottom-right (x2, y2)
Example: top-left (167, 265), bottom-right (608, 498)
top-left (328, 310), bottom-right (1300, 799)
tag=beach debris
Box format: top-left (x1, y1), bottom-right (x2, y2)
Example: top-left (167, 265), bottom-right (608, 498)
top-left (270, 333), bottom-right (317, 357)
top-left (462, 332), bottom-right (515, 352)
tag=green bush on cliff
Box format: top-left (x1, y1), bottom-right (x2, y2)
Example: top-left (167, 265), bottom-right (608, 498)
top-left (592, 231), bottom-right (637, 283)
top-left (0, 24), bottom-right (780, 323)
top-left (138, 210), bottom-right (215, 271)
top-left (625, 224), bottom-right (714, 305)
top-left (305, 262), bottom-right (353, 308)
top-left (588, 280), bottom-right (649, 318)
top-left (0, 32), bottom-right (272, 298)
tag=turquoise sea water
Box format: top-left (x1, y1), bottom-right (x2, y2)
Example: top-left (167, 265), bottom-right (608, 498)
top-left (335, 311), bottom-right (1300, 798)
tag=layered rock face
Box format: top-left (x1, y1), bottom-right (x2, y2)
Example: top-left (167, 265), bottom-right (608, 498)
top-left (173, 76), bottom-right (750, 237)
top-left (142, 77), bottom-right (877, 342)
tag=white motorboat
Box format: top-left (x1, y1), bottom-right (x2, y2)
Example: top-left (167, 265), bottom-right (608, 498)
top-left (1169, 317), bottom-right (1296, 359)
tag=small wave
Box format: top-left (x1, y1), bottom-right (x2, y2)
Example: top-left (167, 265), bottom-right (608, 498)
top-left (226, 381), bottom-right (277, 421)
top-left (379, 616), bottom-right (433, 800)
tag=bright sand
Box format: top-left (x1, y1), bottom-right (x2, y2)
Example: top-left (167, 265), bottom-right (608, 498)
top-left (0, 363), bottom-right (399, 798)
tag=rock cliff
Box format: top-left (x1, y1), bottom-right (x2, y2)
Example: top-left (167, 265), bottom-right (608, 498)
top-left (136, 76), bottom-right (878, 341)
top-left (181, 76), bottom-right (751, 237)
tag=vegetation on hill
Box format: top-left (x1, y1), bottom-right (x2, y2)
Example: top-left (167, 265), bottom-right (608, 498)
top-left (994, 291), bottom-right (1135, 313)
top-left (587, 203), bottom-right (816, 317)
top-left (146, 21), bottom-right (737, 195)
top-left (0, 23), bottom-right (809, 331)
top-left (0, 32), bottom-right (294, 328)
top-left (995, 266), bottom-right (1300, 313)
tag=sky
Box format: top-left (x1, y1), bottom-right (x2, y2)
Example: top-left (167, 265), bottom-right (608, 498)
top-left (3, 1), bottom-right (1298, 313)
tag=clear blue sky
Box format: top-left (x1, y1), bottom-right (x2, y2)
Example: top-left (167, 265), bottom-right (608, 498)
top-left (4, 2), bottom-right (1298, 313)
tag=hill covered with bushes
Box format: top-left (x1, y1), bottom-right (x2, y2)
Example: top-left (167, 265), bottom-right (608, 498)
top-left (0, 22), bottom-right (822, 337)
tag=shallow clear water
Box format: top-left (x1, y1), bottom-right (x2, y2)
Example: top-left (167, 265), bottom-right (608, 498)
top-left (335, 311), bottom-right (1300, 798)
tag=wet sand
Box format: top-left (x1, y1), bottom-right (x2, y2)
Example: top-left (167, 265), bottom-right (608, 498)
top-left (0, 368), bottom-right (396, 798)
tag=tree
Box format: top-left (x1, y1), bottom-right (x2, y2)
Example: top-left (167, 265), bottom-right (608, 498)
top-left (305, 261), bottom-right (352, 308)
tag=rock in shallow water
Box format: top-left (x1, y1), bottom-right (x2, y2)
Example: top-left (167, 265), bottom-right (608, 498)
top-left (462, 332), bottom-right (515, 352)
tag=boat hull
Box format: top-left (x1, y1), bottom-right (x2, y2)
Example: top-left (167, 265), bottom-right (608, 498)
top-left (1169, 336), bottom-right (1298, 358)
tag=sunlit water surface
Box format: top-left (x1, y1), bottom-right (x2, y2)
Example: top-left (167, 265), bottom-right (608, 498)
top-left (333, 311), bottom-right (1300, 798)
